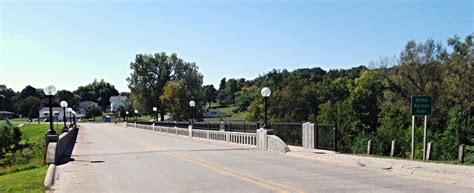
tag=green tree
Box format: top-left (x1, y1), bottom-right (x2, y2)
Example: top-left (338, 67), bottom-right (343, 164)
top-left (203, 85), bottom-right (217, 108)
top-left (85, 106), bottom-right (102, 121)
top-left (0, 85), bottom-right (16, 112)
top-left (57, 90), bottom-right (80, 109)
top-left (15, 96), bottom-right (41, 119)
top-left (217, 78), bottom-right (227, 103)
top-left (224, 79), bottom-right (239, 103)
top-left (74, 79), bottom-right (119, 111)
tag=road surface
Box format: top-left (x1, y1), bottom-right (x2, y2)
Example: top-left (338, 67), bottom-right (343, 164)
top-left (52, 123), bottom-right (473, 192)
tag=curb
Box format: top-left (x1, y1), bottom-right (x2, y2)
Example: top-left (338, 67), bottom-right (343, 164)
top-left (44, 164), bottom-right (56, 188)
top-left (285, 148), bottom-right (474, 189)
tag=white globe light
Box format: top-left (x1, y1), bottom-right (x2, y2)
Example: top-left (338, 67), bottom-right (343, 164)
top-left (134, 110), bottom-right (138, 113)
top-left (60, 101), bottom-right (68, 108)
top-left (152, 107), bottom-right (157, 112)
top-left (189, 100), bottom-right (195, 107)
top-left (261, 87), bottom-right (271, 97)
top-left (43, 85), bottom-right (57, 96)
top-left (126, 111), bottom-right (129, 114)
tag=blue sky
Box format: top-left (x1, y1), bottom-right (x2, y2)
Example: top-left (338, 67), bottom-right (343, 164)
top-left (1, 0), bottom-right (472, 92)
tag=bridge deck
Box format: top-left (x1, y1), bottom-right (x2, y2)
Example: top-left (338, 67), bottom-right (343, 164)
top-left (52, 123), bottom-right (472, 192)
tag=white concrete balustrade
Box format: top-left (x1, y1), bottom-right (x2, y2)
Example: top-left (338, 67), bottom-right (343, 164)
top-left (129, 123), bottom-right (258, 147)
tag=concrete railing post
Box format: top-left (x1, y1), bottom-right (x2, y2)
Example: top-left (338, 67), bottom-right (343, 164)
top-left (426, 142), bottom-right (433, 160)
top-left (302, 122), bottom-right (315, 149)
top-left (367, 139), bottom-right (372, 155)
top-left (302, 122), bottom-right (307, 148)
top-left (206, 130), bottom-right (210, 140)
top-left (459, 144), bottom-right (465, 163)
top-left (220, 121), bottom-right (225, 131)
top-left (226, 133), bottom-right (230, 143)
top-left (152, 123), bottom-right (155, 132)
top-left (188, 125), bottom-right (192, 137)
top-left (256, 128), bottom-right (268, 151)
top-left (390, 140), bottom-right (396, 157)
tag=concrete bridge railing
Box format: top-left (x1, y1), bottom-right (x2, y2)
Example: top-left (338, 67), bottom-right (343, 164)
top-left (45, 126), bottom-right (79, 164)
top-left (127, 122), bottom-right (288, 153)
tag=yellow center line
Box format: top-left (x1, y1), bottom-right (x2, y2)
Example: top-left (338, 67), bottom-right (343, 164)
top-left (115, 129), bottom-right (308, 193)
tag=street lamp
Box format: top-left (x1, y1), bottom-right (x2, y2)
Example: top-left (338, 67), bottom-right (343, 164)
top-left (260, 87), bottom-right (271, 131)
top-left (134, 110), bottom-right (138, 121)
top-left (43, 85), bottom-right (57, 135)
top-left (152, 107), bottom-right (158, 123)
top-left (125, 111), bottom-right (129, 122)
top-left (67, 107), bottom-right (73, 126)
top-left (60, 101), bottom-right (68, 132)
top-left (189, 100), bottom-right (195, 125)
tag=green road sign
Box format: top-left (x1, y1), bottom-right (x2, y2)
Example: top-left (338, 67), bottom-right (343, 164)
top-left (411, 96), bottom-right (432, 115)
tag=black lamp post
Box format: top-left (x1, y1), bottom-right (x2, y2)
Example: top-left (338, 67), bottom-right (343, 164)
top-left (43, 85), bottom-right (57, 135)
top-left (260, 87), bottom-right (271, 131)
top-left (189, 101), bottom-right (195, 125)
top-left (153, 107), bottom-right (158, 124)
top-left (126, 111), bottom-right (129, 122)
top-left (134, 110), bottom-right (138, 121)
top-left (60, 101), bottom-right (68, 132)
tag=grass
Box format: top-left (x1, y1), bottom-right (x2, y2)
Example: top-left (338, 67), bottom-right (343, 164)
top-left (0, 124), bottom-right (54, 175)
top-left (204, 103), bottom-right (248, 122)
top-left (0, 123), bottom-right (58, 192)
top-left (0, 166), bottom-right (48, 193)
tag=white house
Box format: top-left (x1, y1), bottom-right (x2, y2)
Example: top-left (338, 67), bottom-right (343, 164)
top-left (39, 107), bottom-right (72, 122)
top-left (109, 96), bottom-right (129, 112)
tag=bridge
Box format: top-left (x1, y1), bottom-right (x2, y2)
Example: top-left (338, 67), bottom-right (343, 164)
top-left (48, 123), bottom-right (473, 192)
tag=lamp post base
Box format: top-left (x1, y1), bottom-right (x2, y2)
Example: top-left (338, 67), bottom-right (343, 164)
top-left (62, 126), bottom-right (69, 133)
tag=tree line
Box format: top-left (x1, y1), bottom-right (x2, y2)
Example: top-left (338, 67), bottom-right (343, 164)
top-left (0, 79), bottom-right (121, 119)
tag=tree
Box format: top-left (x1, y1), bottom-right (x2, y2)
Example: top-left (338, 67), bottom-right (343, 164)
top-left (0, 85), bottom-right (16, 112)
top-left (15, 96), bottom-right (41, 119)
top-left (224, 79), bottom-right (239, 103)
top-left (18, 85), bottom-right (39, 99)
top-left (160, 80), bottom-right (204, 121)
top-left (128, 52), bottom-right (205, 121)
top-left (74, 79), bottom-right (119, 111)
top-left (217, 78), bottom-right (227, 103)
top-left (85, 106), bottom-right (102, 121)
top-left (203, 85), bottom-right (217, 108)
top-left (57, 90), bottom-right (80, 109)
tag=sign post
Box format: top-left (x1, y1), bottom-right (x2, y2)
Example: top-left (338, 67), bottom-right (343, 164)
top-left (411, 96), bottom-right (432, 160)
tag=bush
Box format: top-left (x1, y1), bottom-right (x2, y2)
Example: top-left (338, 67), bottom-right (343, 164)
top-left (0, 125), bottom-right (22, 157)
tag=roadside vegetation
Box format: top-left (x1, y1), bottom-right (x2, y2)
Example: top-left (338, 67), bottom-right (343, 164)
top-left (0, 123), bottom-right (58, 192)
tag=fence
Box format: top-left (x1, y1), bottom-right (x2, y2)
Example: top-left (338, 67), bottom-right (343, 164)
top-left (270, 123), bottom-right (303, 146)
top-left (315, 124), bottom-right (337, 151)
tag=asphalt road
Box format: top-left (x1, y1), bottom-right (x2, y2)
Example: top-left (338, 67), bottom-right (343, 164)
top-left (52, 123), bottom-right (473, 193)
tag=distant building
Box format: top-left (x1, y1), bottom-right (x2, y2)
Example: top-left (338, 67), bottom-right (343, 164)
top-left (39, 107), bottom-right (72, 122)
top-left (0, 111), bottom-right (14, 120)
top-left (203, 108), bottom-right (220, 118)
top-left (77, 101), bottom-right (99, 114)
top-left (109, 96), bottom-right (129, 112)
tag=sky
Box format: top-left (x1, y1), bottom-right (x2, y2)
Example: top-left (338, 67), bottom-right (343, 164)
top-left (0, 0), bottom-right (472, 92)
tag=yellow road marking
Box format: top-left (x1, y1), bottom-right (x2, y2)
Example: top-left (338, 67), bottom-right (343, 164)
top-left (120, 134), bottom-right (307, 193)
